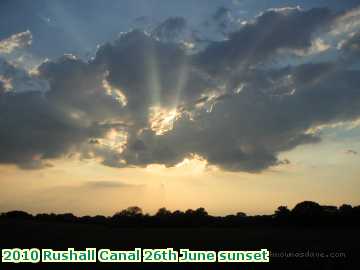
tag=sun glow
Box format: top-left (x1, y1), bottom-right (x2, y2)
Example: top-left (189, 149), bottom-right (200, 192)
top-left (175, 154), bottom-right (208, 173)
top-left (96, 128), bottom-right (128, 153)
top-left (149, 106), bottom-right (180, 135)
top-left (102, 71), bottom-right (128, 106)
top-left (0, 75), bottom-right (13, 92)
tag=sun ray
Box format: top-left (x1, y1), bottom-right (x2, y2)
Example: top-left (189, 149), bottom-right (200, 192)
top-left (145, 37), bottom-right (162, 107)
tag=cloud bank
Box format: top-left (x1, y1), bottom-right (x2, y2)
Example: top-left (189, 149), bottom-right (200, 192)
top-left (0, 4), bottom-right (360, 172)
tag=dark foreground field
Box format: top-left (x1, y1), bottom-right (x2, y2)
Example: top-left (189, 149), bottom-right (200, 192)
top-left (1, 218), bottom-right (359, 269)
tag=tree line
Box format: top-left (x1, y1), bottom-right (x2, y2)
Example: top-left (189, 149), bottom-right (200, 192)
top-left (1, 201), bottom-right (360, 227)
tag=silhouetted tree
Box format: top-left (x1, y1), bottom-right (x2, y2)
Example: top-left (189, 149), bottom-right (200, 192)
top-left (321, 205), bottom-right (338, 215)
top-left (114, 206), bottom-right (143, 217)
top-left (339, 204), bottom-right (353, 215)
top-left (274, 206), bottom-right (291, 219)
top-left (2, 201), bottom-right (360, 228)
top-left (194, 207), bottom-right (208, 217)
top-left (292, 201), bottom-right (324, 217)
top-left (353, 206), bottom-right (360, 215)
top-left (35, 213), bottom-right (57, 222)
top-left (156, 207), bottom-right (172, 217)
top-left (236, 212), bottom-right (247, 218)
top-left (56, 213), bottom-right (77, 222)
top-left (91, 215), bottom-right (107, 224)
top-left (171, 210), bottom-right (185, 218)
top-left (3, 211), bottom-right (32, 219)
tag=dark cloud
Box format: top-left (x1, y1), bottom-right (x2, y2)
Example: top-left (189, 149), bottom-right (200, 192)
top-left (0, 58), bottom-right (120, 169)
top-left (0, 81), bottom-right (5, 95)
top-left (0, 59), bottom-right (49, 93)
top-left (0, 90), bottom-right (102, 169)
top-left (152, 17), bottom-right (187, 42)
top-left (0, 4), bottom-right (360, 173)
top-left (94, 30), bottom-right (214, 128)
top-left (196, 7), bottom-right (335, 76)
top-left (211, 6), bottom-right (236, 33)
top-left (38, 55), bottom-right (125, 121)
top-left (340, 31), bottom-right (360, 59)
top-left (119, 61), bottom-right (360, 172)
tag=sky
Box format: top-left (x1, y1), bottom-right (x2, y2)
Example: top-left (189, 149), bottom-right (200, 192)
top-left (0, 0), bottom-right (360, 216)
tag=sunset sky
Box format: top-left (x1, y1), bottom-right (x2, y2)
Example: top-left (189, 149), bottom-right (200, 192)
top-left (0, 0), bottom-right (360, 216)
